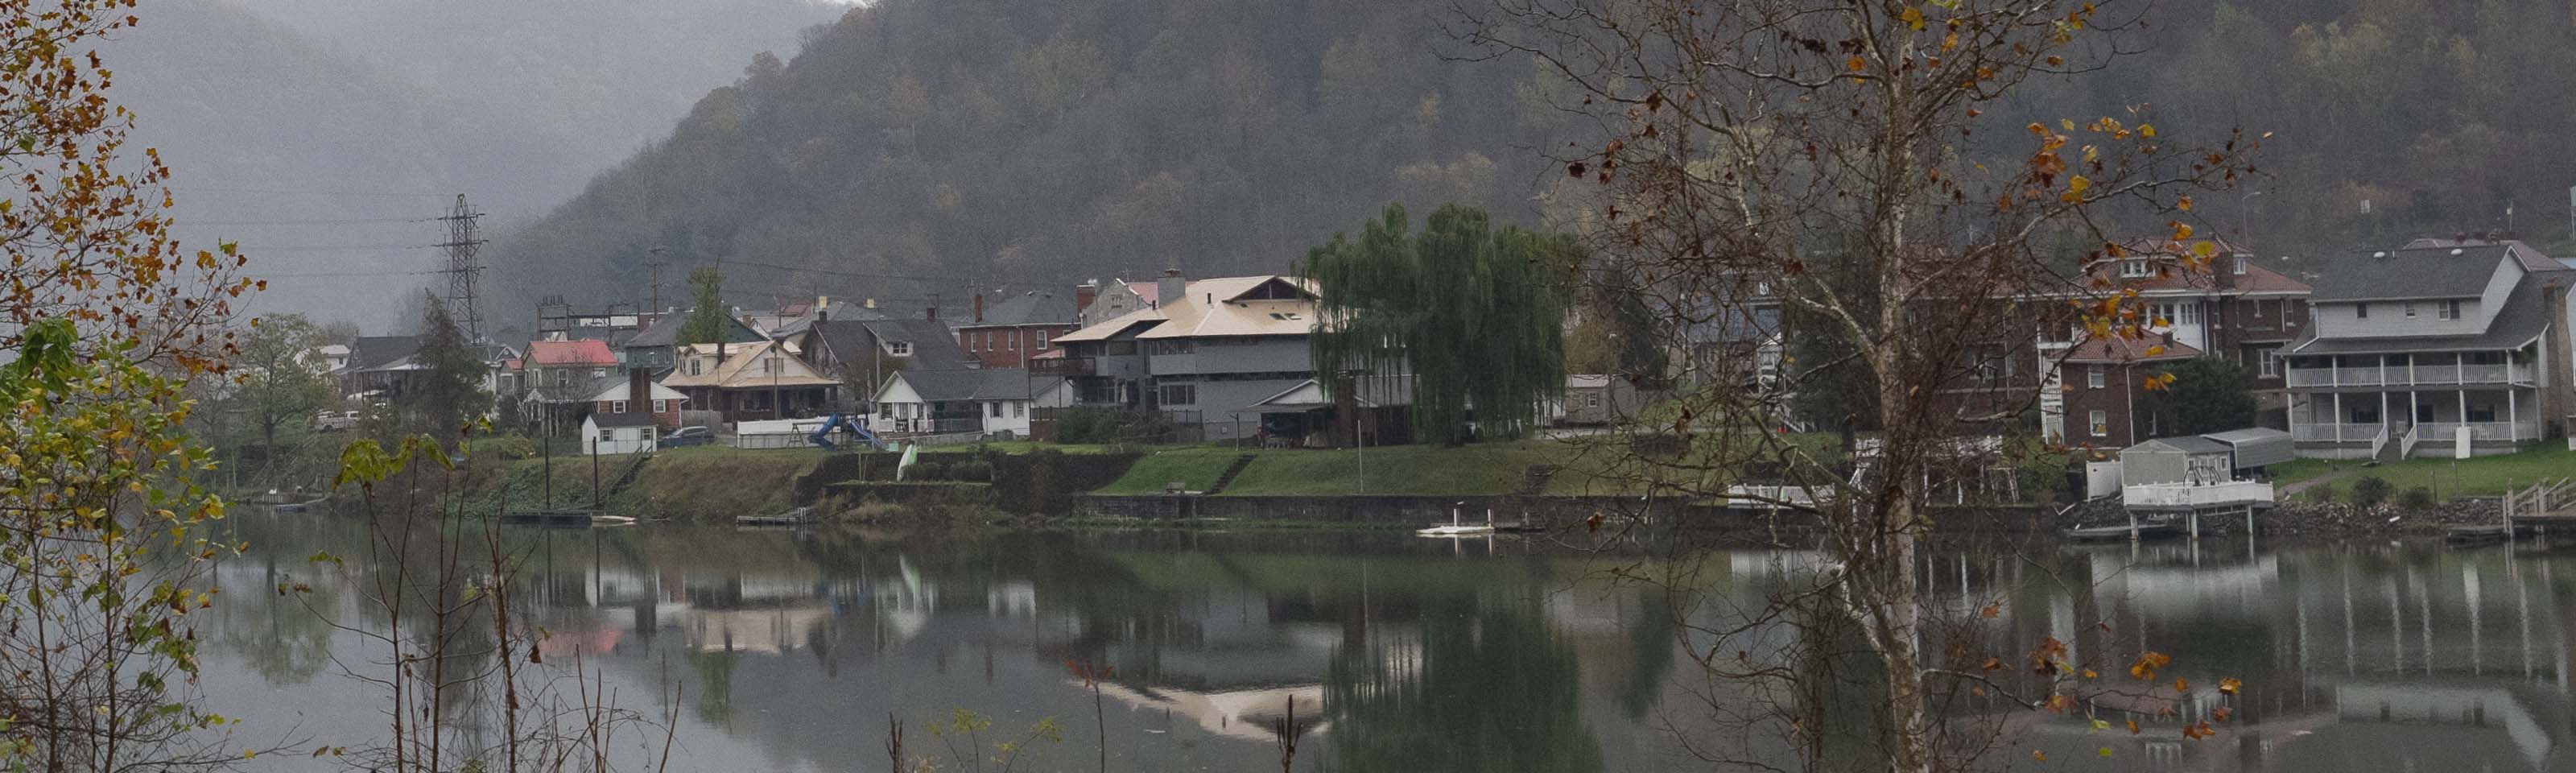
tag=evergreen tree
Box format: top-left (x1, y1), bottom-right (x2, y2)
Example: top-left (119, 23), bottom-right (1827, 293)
top-left (1306, 204), bottom-right (1574, 444)
top-left (407, 290), bottom-right (487, 440)
top-left (2166, 355), bottom-right (2257, 435)
top-left (678, 267), bottom-right (729, 345)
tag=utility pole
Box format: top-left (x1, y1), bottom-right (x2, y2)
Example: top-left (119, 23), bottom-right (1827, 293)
top-left (437, 194), bottom-right (488, 342)
top-left (646, 246), bottom-right (667, 316)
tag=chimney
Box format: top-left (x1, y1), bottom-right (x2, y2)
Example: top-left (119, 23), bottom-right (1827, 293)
top-left (1158, 269), bottom-right (1185, 311)
top-left (1074, 281), bottom-right (1099, 316)
top-left (865, 297), bottom-right (877, 310)
top-left (972, 292), bottom-right (985, 323)
top-left (926, 304), bottom-right (939, 320)
top-left (628, 366), bottom-right (649, 412)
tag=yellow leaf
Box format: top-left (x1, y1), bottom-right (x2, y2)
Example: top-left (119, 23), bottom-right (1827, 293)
top-left (2145, 345), bottom-right (2165, 357)
top-left (2177, 195), bottom-right (2194, 211)
top-left (2099, 746), bottom-right (2115, 758)
top-left (2033, 750), bottom-right (2048, 763)
top-left (2062, 118), bottom-right (2077, 131)
top-left (2218, 676), bottom-right (2242, 695)
top-left (2127, 720), bottom-right (2140, 734)
top-left (1847, 56), bottom-right (1868, 72)
top-left (2140, 124), bottom-right (2157, 138)
top-left (2170, 221), bottom-right (2194, 240)
top-left (1901, 6), bottom-right (1927, 30)
top-left (2193, 241), bottom-right (2217, 258)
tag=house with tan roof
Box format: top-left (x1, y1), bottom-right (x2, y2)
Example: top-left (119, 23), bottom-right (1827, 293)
top-left (660, 339), bottom-right (839, 424)
top-left (1051, 271), bottom-right (1320, 440)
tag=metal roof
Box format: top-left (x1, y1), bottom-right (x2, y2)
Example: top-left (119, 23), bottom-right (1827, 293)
top-left (2288, 268), bottom-right (2569, 355)
top-left (2128, 436), bottom-right (2231, 455)
top-left (2310, 246), bottom-right (2512, 301)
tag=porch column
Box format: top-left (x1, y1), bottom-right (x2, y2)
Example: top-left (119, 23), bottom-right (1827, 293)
top-left (2334, 392), bottom-right (2344, 442)
top-left (2380, 391), bottom-right (2390, 436)
top-left (2409, 356), bottom-right (2417, 386)
top-left (2332, 357), bottom-right (2341, 386)
top-left (2458, 389), bottom-right (2469, 436)
top-left (2510, 389), bottom-right (2519, 439)
top-left (2458, 353), bottom-right (2467, 383)
top-left (2287, 393), bottom-right (2301, 439)
top-left (2409, 390), bottom-right (2420, 427)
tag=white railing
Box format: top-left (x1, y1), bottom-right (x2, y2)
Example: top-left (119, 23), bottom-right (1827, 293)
top-left (2399, 423), bottom-right (2423, 458)
top-left (2367, 426), bottom-right (2391, 459)
top-left (2293, 423), bottom-right (2376, 442)
top-left (2284, 362), bottom-right (2531, 388)
top-left (2123, 481), bottom-right (2275, 508)
top-left (2411, 421), bottom-right (2541, 443)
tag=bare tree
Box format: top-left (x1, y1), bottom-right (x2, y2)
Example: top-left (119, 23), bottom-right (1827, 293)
top-left (1464, 0), bottom-right (2254, 768)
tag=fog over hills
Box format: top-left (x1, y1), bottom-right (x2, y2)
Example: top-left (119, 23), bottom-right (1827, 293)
top-left (102, 0), bottom-right (841, 330)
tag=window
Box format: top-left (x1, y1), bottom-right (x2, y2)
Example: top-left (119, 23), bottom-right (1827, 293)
top-left (2087, 366), bottom-right (2105, 389)
top-left (598, 428), bottom-right (613, 441)
top-left (612, 399), bottom-right (628, 413)
top-left (1036, 330), bottom-right (1049, 350)
top-left (2088, 410), bottom-right (2108, 437)
top-left (2254, 300), bottom-right (2266, 318)
top-left (651, 399), bottom-right (667, 413)
top-left (642, 428), bottom-right (655, 442)
top-left (2355, 303), bottom-right (2369, 320)
top-left (990, 402), bottom-right (1003, 418)
top-left (1586, 392), bottom-right (1603, 408)
top-left (2438, 300), bottom-right (2462, 320)
top-left (2403, 303), bottom-right (2417, 319)
top-left (2233, 258), bottom-right (2248, 275)
top-left (2120, 260), bottom-right (2152, 278)
top-left (1158, 383), bottom-right (1197, 406)
top-left (1013, 402), bottom-right (1025, 418)
top-left (2469, 403), bottom-right (2497, 422)
top-left (890, 341), bottom-right (912, 356)
top-left (2259, 348), bottom-right (2279, 378)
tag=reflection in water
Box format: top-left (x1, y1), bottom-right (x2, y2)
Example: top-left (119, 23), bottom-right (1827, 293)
top-left (196, 514), bottom-right (2576, 772)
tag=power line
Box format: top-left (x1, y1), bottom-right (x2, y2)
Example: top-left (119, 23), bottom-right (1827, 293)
top-left (169, 186), bottom-right (456, 199)
top-left (184, 217), bottom-right (440, 226)
top-left (258, 269), bottom-right (447, 279)
top-left (233, 243), bottom-right (443, 252)
top-left (716, 255), bottom-right (1058, 290)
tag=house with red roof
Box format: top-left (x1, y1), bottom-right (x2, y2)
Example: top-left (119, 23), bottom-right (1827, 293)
top-left (517, 338), bottom-right (623, 433)
top-left (2035, 240), bottom-right (2314, 447)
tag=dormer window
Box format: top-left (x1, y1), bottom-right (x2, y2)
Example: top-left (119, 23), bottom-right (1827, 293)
top-left (2120, 260), bottom-right (2152, 278)
top-left (888, 341), bottom-right (912, 357)
top-left (2438, 300), bottom-right (2462, 320)
top-left (2232, 258), bottom-right (2248, 275)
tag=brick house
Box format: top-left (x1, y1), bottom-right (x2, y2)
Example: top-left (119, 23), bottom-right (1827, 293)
top-left (2058, 336), bottom-right (2201, 449)
top-left (580, 368), bottom-right (687, 430)
top-left (956, 290), bottom-right (1078, 369)
top-left (1076, 279), bottom-right (1151, 327)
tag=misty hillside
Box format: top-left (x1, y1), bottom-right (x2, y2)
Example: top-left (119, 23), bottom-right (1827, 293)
top-left (99, 0), bottom-right (841, 329)
top-left (229, 0), bottom-right (846, 165)
top-left (487, 0), bottom-right (1569, 312)
top-left (493, 0), bottom-right (2576, 316)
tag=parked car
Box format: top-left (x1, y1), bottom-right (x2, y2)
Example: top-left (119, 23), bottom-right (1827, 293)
top-left (311, 410), bottom-right (361, 432)
top-left (658, 425), bottom-right (714, 449)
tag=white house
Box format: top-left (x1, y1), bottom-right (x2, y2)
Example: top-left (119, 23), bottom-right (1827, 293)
top-left (871, 369), bottom-right (1071, 437)
top-left (582, 411), bottom-right (660, 455)
top-left (2281, 239), bottom-right (2576, 458)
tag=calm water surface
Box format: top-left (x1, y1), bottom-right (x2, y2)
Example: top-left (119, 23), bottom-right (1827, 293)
top-left (196, 514), bottom-right (2576, 771)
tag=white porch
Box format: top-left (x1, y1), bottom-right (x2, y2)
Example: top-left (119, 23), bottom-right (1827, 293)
top-left (2286, 385), bottom-right (2541, 458)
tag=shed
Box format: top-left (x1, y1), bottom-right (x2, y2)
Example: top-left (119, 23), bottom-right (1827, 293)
top-left (2119, 436), bottom-right (2234, 486)
top-left (581, 411), bottom-right (660, 455)
top-left (2199, 427), bottom-right (2293, 471)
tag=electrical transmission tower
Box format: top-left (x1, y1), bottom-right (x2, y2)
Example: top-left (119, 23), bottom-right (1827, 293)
top-left (436, 194), bottom-right (487, 342)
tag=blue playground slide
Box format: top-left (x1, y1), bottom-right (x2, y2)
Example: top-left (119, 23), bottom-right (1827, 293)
top-left (808, 414), bottom-right (886, 451)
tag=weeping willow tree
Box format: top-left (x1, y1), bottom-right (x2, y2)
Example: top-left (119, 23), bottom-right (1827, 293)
top-left (1305, 204), bottom-right (1575, 445)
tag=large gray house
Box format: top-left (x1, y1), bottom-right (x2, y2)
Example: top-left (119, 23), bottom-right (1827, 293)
top-left (1047, 274), bottom-right (1319, 441)
top-left (2281, 239), bottom-right (2576, 458)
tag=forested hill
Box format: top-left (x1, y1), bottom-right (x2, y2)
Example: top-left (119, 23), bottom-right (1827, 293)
top-left (494, 0), bottom-right (2576, 313)
top-left (487, 0), bottom-right (1566, 312)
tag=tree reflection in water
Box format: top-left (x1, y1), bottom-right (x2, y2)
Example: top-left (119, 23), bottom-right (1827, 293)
top-left (1323, 593), bottom-right (1604, 773)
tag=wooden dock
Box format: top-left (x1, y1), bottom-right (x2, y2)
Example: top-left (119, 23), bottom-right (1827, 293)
top-left (500, 510), bottom-right (633, 527)
top-left (735, 506), bottom-right (816, 527)
top-left (2065, 522), bottom-right (2182, 544)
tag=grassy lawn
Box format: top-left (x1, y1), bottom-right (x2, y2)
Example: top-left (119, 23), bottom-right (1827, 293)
top-left (2278, 441), bottom-right (2576, 501)
top-left (1093, 448), bottom-right (1245, 494)
top-left (1083, 432), bottom-right (1868, 498)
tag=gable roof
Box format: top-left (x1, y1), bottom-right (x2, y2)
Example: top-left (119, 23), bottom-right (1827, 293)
top-left (882, 368), bottom-right (1060, 402)
top-left (2311, 245), bottom-right (2518, 301)
top-left (1059, 276), bottom-right (1318, 343)
top-left (662, 339), bottom-right (838, 390)
top-left (855, 317), bottom-right (975, 370)
top-left (626, 311), bottom-right (765, 349)
top-left (2289, 267), bottom-right (2573, 355)
top-left (2062, 336), bottom-right (2201, 364)
top-left (527, 339), bottom-right (620, 367)
top-left (2129, 436), bottom-right (2231, 455)
top-left (580, 375), bottom-right (687, 403)
top-left (963, 291), bottom-right (1078, 329)
top-left (588, 411), bottom-right (660, 428)
top-left (347, 336), bottom-right (419, 371)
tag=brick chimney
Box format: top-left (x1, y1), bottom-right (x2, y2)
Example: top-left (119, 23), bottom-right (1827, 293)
top-left (1157, 269), bottom-right (1185, 311)
top-left (972, 292), bottom-right (985, 324)
top-left (627, 366), bottom-right (649, 412)
top-left (1074, 281), bottom-right (1099, 317)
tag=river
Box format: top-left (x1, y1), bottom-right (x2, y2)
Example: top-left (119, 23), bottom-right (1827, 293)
top-left (195, 512), bottom-right (2576, 771)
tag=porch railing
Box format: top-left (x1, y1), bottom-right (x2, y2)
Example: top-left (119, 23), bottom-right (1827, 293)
top-left (2411, 420), bottom-right (2541, 444)
top-left (2285, 362), bottom-right (2532, 387)
top-left (2295, 421), bottom-right (2537, 444)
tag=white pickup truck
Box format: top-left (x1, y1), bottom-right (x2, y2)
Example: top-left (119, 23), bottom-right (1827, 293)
top-left (311, 410), bottom-right (361, 432)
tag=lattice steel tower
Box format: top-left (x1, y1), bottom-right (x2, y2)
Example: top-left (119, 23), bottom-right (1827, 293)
top-left (437, 194), bottom-right (487, 341)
